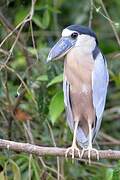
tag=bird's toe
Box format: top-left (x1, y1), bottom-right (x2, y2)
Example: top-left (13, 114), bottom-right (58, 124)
top-left (80, 147), bottom-right (99, 164)
top-left (65, 145), bottom-right (81, 161)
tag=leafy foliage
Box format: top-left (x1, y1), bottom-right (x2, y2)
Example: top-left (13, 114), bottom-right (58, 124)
top-left (49, 90), bottom-right (64, 124)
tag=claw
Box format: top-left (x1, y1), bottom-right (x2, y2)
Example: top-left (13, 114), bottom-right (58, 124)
top-left (65, 145), bottom-right (81, 161)
top-left (81, 147), bottom-right (99, 164)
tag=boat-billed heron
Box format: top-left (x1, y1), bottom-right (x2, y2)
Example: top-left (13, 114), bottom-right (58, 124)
top-left (47, 25), bottom-right (109, 163)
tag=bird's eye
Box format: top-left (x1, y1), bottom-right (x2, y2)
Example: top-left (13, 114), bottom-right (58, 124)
top-left (71, 32), bottom-right (78, 39)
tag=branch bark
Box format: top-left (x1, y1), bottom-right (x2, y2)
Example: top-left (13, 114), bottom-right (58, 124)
top-left (0, 139), bottom-right (120, 160)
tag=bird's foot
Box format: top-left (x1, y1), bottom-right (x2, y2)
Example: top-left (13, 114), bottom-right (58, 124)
top-left (80, 147), bottom-right (99, 164)
top-left (65, 144), bottom-right (81, 161)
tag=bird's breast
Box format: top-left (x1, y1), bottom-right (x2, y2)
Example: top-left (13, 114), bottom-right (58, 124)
top-left (64, 47), bottom-right (94, 90)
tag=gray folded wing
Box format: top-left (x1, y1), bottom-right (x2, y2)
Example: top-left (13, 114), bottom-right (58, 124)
top-left (92, 52), bottom-right (109, 140)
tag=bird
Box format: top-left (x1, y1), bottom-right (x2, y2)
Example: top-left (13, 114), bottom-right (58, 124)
top-left (47, 25), bottom-right (109, 163)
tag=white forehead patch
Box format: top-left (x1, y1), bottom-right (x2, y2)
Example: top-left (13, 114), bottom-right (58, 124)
top-left (62, 28), bottom-right (76, 37)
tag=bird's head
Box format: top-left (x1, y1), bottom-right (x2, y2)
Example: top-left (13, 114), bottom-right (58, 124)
top-left (47, 25), bottom-right (98, 62)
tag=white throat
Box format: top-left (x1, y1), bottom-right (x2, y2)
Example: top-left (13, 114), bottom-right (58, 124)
top-left (75, 34), bottom-right (96, 54)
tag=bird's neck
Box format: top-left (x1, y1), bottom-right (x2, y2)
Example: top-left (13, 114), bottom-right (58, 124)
top-left (66, 46), bottom-right (94, 63)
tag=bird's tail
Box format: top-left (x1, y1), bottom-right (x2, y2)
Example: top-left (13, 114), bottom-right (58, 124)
top-left (76, 127), bottom-right (89, 148)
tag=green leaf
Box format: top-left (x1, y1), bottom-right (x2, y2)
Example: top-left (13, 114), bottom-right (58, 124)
top-left (47, 6), bottom-right (61, 13)
top-left (0, 171), bottom-right (6, 180)
top-left (27, 47), bottom-right (38, 56)
top-left (15, 8), bottom-right (29, 25)
top-left (9, 160), bottom-right (21, 180)
top-left (31, 159), bottom-right (40, 180)
top-left (36, 75), bottom-right (48, 82)
top-left (35, 4), bottom-right (60, 13)
top-left (110, 71), bottom-right (120, 87)
top-left (11, 55), bottom-right (26, 69)
top-left (32, 15), bottom-right (45, 29)
top-left (105, 168), bottom-right (113, 180)
top-left (32, 10), bottom-right (50, 29)
top-left (112, 162), bottom-right (120, 180)
top-left (47, 74), bottom-right (63, 87)
top-left (42, 10), bottom-right (50, 29)
top-left (49, 90), bottom-right (64, 124)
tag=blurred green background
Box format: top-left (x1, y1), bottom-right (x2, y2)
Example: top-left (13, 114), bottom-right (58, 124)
top-left (0, 0), bottom-right (120, 179)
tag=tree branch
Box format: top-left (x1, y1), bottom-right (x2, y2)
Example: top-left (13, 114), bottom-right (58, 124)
top-left (0, 139), bottom-right (120, 160)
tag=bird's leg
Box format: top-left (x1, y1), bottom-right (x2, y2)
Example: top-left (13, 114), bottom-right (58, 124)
top-left (80, 123), bottom-right (99, 164)
top-left (65, 120), bottom-right (80, 160)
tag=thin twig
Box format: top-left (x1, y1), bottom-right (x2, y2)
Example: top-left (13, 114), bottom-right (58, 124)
top-left (30, 20), bottom-right (39, 62)
top-left (77, 158), bottom-right (113, 168)
top-left (100, 132), bottom-right (120, 144)
top-left (0, 0), bottom-right (36, 73)
top-left (4, 64), bottom-right (37, 105)
top-left (0, 15), bottom-right (28, 48)
top-left (89, 0), bottom-right (94, 28)
top-left (47, 121), bottom-right (61, 180)
top-left (28, 154), bottom-right (32, 180)
top-left (94, 0), bottom-right (120, 47)
top-left (2, 70), bottom-right (14, 139)
top-left (100, 0), bottom-right (120, 47)
top-left (98, 142), bottom-right (120, 146)
top-left (0, 11), bottom-right (34, 72)
top-left (0, 0), bottom-right (35, 48)
top-left (13, 89), bottom-right (26, 112)
top-left (3, 21), bottom-right (26, 66)
top-left (0, 48), bottom-right (9, 56)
